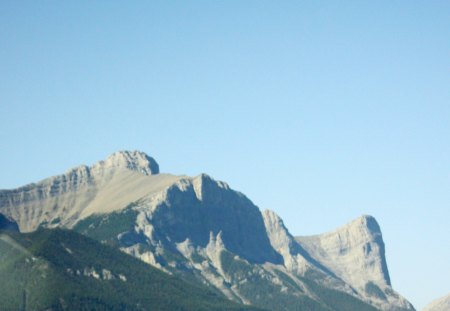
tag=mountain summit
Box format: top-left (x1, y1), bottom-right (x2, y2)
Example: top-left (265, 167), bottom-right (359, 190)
top-left (96, 150), bottom-right (160, 175)
top-left (0, 150), bottom-right (416, 311)
top-left (296, 215), bottom-right (391, 289)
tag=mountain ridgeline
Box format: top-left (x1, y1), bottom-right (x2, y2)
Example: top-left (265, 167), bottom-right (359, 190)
top-left (0, 151), bottom-right (416, 311)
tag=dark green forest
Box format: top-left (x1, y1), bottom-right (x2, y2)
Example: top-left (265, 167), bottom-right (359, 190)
top-left (0, 228), bottom-right (260, 311)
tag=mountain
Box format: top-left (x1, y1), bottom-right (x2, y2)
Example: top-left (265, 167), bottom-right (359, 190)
top-left (0, 225), bottom-right (259, 310)
top-left (0, 150), bottom-right (416, 311)
top-left (422, 294), bottom-right (450, 311)
top-left (0, 151), bottom-right (172, 232)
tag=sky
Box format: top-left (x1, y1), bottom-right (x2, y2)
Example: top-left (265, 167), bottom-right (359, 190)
top-left (1, 1), bottom-right (449, 309)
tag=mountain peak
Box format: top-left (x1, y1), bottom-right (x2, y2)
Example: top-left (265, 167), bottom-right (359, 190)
top-left (297, 214), bottom-right (392, 289)
top-left (339, 214), bottom-right (383, 237)
top-left (356, 214), bottom-right (380, 229)
top-left (95, 150), bottom-right (159, 175)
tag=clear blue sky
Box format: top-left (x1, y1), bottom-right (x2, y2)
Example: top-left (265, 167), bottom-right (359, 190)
top-left (1, 1), bottom-right (449, 309)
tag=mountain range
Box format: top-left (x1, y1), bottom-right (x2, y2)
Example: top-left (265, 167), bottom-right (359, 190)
top-left (0, 150), bottom-right (417, 310)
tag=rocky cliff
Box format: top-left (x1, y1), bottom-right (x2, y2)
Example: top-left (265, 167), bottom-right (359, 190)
top-left (296, 215), bottom-right (413, 310)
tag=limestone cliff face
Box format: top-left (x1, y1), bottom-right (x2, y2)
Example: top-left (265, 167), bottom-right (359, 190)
top-left (262, 210), bottom-right (351, 290)
top-left (263, 210), bottom-right (326, 275)
top-left (296, 215), bottom-right (391, 288)
top-left (422, 294), bottom-right (450, 311)
top-left (146, 174), bottom-right (282, 264)
top-left (295, 215), bottom-right (414, 311)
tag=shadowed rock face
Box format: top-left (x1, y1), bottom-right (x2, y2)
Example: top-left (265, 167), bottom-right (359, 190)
top-left (365, 216), bottom-right (391, 286)
top-left (0, 213), bottom-right (19, 232)
top-left (150, 174), bottom-right (283, 264)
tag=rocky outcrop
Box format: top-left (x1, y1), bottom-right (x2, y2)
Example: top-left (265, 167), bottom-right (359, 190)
top-left (93, 150), bottom-right (159, 176)
top-left (422, 294), bottom-right (450, 311)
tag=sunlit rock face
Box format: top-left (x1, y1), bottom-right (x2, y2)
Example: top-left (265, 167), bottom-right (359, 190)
top-left (296, 215), bottom-right (391, 288)
top-left (96, 150), bottom-right (160, 176)
top-left (296, 215), bottom-right (414, 310)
